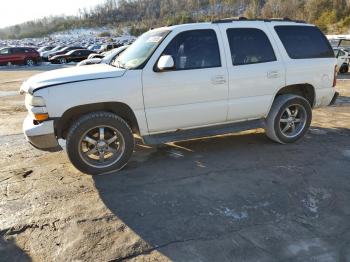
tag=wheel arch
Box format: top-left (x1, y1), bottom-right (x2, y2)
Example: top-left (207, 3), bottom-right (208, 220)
top-left (55, 102), bottom-right (140, 139)
top-left (273, 84), bottom-right (315, 108)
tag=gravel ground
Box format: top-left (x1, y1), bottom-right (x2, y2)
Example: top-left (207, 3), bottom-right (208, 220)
top-left (0, 68), bottom-right (350, 262)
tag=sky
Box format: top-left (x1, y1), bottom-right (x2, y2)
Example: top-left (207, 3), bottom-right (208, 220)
top-left (0, 0), bottom-right (105, 28)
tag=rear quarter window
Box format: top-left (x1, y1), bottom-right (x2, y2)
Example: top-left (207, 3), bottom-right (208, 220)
top-left (275, 26), bottom-right (334, 59)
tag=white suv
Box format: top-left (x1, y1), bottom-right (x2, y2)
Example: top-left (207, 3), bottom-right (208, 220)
top-left (20, 18), bottom-right (338, 174)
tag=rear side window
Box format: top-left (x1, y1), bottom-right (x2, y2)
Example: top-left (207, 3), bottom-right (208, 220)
top-left (226, 28), bottom-right (276, 66)
top-left (162, 29), bottom-right (221, 70)
top-left (275, 26), bottom-right (334, 59)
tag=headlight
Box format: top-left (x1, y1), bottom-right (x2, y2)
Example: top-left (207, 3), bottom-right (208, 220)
top-left (25, 94), bottom-right (46, 107)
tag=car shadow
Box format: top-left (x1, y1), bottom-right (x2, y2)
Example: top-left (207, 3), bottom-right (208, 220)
top-left (0, 236), bottom-right (31, 262)
top-left (92, 126), bottom-right (350, 261)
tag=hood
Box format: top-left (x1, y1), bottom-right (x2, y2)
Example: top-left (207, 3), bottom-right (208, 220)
top-left (20, 64), bottom-right (126, 94)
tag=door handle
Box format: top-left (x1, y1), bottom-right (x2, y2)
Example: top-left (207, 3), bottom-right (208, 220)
top-left (211, 75), bottom-right (227, 85)
top-left (267, 71), bottom-right (280, 79)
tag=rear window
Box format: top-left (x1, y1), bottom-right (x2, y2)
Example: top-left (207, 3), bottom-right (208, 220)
top-left (275, 26), bottom-right (334, 59)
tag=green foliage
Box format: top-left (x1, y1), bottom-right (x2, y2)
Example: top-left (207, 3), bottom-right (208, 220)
top-left (315, 10), bottom-right (337, 32)
top-left (98, 31), bottom-right (111, 37)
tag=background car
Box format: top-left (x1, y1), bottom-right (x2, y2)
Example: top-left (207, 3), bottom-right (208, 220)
top-left (40, 45), bottom-right (65, 61)
top-left (88, 44), bottom-right (101, 51)
top-left (49, 49), bottom-right (96, 64)
top-left (37, 46), bottom-right (55, 53)
top-left (334, 47), bottom-right (349, 73)
top-left (77, 45), bottom-right (128, 66)
top-left (0, 47), bottom-right (40, 66)
top-left (97, 43), bottom-right (122, 53)
top-left (47, 46), bottom-right (83, 60)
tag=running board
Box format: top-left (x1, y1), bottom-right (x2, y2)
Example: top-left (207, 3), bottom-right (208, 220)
top-left (142, 119), bottom-right (265, 145)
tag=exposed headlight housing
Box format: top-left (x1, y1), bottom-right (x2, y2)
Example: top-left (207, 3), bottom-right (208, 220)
top-left (25, 94), bottom-right (46, 107)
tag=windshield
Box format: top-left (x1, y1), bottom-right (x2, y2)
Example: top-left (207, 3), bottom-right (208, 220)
top-left (113, 29), bottom-right (170, 69)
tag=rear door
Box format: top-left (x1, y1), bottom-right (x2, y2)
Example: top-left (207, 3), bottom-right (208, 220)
top-left (267, 23), bottom-right (336, 107)
top-left (218, 22), bottom-right (286, 121)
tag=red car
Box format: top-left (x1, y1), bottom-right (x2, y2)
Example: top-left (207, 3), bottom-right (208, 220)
top-left (0, 47), bottom-right (40, 66)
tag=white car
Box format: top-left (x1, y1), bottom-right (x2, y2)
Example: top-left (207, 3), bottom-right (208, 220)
top-left (334, 48), bottom-right (349, 73)
top-left (77, 45), bottom-right (128, 66)
top-left (20, 18), bottom-right (338, 174)
top-left (40, 45), bottom-right (65, 61)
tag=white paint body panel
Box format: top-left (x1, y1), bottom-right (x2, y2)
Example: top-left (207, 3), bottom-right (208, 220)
top-left (23, 21), bottom-right (337, 140)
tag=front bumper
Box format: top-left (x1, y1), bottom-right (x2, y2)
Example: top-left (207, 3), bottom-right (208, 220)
top-left (23, 115), bottom-right (62, 152)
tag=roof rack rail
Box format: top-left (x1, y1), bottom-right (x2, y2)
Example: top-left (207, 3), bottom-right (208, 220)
top-left (212, 17), bottom-right (306, 24)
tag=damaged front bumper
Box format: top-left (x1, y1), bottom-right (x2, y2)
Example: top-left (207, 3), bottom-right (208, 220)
top-left (23, 115), bottom-right (62, 152)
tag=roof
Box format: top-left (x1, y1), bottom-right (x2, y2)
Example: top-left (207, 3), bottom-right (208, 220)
top-left (163, 17), bottom-right (309, 31)
top-left (212, 17), bottom-right (306, 24)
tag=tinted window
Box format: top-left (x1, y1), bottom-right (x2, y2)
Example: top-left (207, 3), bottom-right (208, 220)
top-left (226, 28), bottom-right (276, 66)
top-left (162, 29), bottom-right (221, 70)
top-left (0, 48), bottom-right (10, 54)
top-left (275, 26), bottom-right (334, 59)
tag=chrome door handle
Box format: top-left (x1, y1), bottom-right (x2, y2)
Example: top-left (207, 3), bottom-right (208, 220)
top-left (267, 71), bottom-right (280, 79)
top-left (211, 75), bottom-right (227, 85)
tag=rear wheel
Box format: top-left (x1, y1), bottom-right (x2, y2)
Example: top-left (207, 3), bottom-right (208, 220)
top-left (339, 64), bottom-right (349, 74)
top-left (265, 94), bottom-right (312, 144)
top-left (66, 112), bottom-right (134, 174)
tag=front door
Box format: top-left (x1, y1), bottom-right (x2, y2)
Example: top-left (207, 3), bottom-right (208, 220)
top-left (0, 48), bottom-right (12, 64)
top-left (142, 28), bottom-right (229, 133)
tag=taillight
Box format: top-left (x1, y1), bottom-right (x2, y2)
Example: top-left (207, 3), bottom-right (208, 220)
top-left (333, 65), bottom-right (337, 87)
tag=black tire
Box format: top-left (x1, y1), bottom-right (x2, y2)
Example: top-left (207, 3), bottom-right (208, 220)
top-left (265, 94), bottom-right (312, 144)
top-left (339, 64), bottom-right (349, 74)
top-left (59, 58), bottom-right (67, 64)
top-left (66, 112), bottom-right (134, 174)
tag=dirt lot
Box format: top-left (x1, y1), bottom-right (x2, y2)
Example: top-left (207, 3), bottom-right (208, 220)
top-left (1, 67), bottom-right (350, 262)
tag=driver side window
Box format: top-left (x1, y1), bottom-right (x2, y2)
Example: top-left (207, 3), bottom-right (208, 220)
top-left (162, 29), bottom-right (221, 70)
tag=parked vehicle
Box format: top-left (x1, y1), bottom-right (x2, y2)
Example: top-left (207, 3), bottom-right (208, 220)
top-left (0, 47), bottom-right (40, 66)
top-left (97, 43), bottom-right (123, 53)
top-left (47, 46), bottom-right (83, 60)
top-left (77, 45), bottom-right (128, 66)
top-left (37, 46), bottom-right (55, 53)
top-left (40, 45), bottom-right (65, 61)
top-left (21, 19), bottom-right (338, 174)
top-left (334, 48), bottom-right (349, 73)
top-left (88, 44), bottom-right (101, 51)
top-left (49, 49), bottom-right (96, 64)
top-left (87, 52), bottom-right (105, 60)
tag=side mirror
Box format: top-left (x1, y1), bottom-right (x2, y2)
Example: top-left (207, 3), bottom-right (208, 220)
top-left (157, 55), bottom-right (175, 71)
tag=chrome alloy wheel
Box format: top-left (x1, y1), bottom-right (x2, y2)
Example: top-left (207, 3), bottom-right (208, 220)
top-left (78, 126), bottom-right (125, 169)
top-left (279, 104), bottom-right (307, 138)
top-left (26, 59), bottom-right (34, 66)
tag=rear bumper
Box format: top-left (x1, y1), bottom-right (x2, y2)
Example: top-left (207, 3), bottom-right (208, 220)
top-left (23, 115), bottom-right (62, 152)
top-left (314, 88), bottom-right (336, 108)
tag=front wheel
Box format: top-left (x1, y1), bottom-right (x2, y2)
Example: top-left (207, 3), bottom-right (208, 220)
top-left (25, 58), bottom-right (34, 66)
top-left (66, 112), bottom-right (134, 174)
top-left (265, 94), bottom-right (312, 144)
top-left (59, 58), bottom-right (67, 64)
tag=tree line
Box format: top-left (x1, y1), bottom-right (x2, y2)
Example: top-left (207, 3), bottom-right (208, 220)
top-left (0, 0), bottom-right (349, 39)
